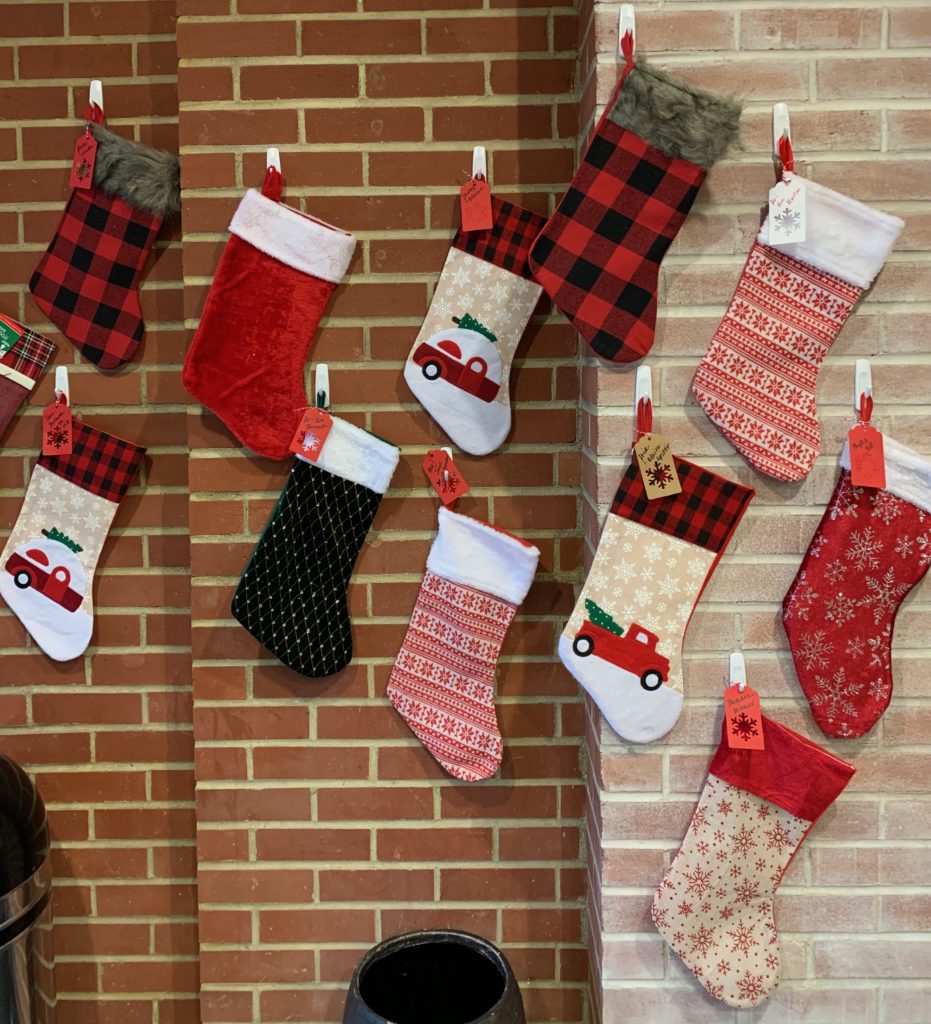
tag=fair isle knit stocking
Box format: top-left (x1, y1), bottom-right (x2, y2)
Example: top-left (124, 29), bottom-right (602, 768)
top-left (652, 715), bottom-right (854, 1008)
top-left (692, 174), bottom-right (903, 481)
top-left (387, 508), bottom-right (540, 781)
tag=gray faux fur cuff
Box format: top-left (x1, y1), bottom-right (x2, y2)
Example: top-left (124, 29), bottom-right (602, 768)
top-left (607, 62), bottom-right (741, 169)
top-left (90, 125), bottom-right (181, 219)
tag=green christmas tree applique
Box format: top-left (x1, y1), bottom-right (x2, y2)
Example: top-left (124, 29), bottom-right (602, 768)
top-left (585, 598), bottom-right (624, 636)
top-left (42, 527), bottom-right (83, 553)
top-left (453, 312), bottom-right (497, 343)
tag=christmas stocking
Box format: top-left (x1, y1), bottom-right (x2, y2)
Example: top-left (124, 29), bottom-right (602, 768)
top-left (182, 170), bottom-right (356, 460)
top-left (29, 113), bottom-right (180, 370)
top-left (387, 507), bottom-right (540, 781)
top-left (783, 436), bottom-right (931, 738)
top-left (0, 418), bottom-right (145, 661)
top-left (651, 715), bottom-right (854, 1007)
top-left (559, 458), bottom-right (753, 743)
top-left (231, 414), bottom-right (399, 678)
top-left (692, 174), bottom-right (903, 481)
top-left (403, 196), bottom-right (545, 456)
top-left (0, 314), bottom-right (55, 441)
top-left (528, 38), bottom-right (740, 363)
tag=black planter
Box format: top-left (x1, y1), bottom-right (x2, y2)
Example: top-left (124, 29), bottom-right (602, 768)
top-left (343, 929), bottom-right (526, 1024)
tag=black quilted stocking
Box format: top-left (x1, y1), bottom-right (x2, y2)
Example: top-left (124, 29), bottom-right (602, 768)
top-left (231, 417), bottom-right (399, 678)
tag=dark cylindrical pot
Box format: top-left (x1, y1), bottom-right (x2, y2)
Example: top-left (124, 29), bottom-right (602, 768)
top-left (343, 929), bottom-right (525, 1024)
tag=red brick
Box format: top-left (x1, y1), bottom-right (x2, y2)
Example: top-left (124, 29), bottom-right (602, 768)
top-left (240, 63), bottom-right (359, 100)
top-left (302, 18), bottom-right (421, 54)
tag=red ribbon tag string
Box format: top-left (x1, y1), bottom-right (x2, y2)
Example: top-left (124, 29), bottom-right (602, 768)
top-left (858, 392), bottom-right (873, 426)
top-left (620, 29), bottom-right (634, 70)
top-left (635, 396), bottom-right (652, 443)
top-left (82, 103), bottom-right (104, 126)
top-left (262, 166), bottom-right (284, 202)
top-left (778, 133), bottom-right (794, 175)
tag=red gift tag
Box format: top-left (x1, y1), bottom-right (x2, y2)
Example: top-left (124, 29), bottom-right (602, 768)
top-left (422, 449), bottom-right (469, 506)
top-left (848, 424), bottom-right (886, 489)
top-left (459, 176), bottom-right (492, 233)
top-left (289, 407), bottom-right (332, 461)
top-left (70, 130), bottom-right (98, 191)
top-left (723, 684), bottom-right (765, 750)
top-left (43, 395), bottom-right (73, 456)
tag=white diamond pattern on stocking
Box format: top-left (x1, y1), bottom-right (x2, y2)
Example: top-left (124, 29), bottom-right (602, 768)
top-left (231, 459), bottom-right (382, 678)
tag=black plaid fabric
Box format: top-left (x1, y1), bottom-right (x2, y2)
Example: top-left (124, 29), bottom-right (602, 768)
top-left (231, 458), bottom-right (383, 678)
top-left (611, 456), bottom-right (753, 553)
top-left (0, 317), bottom-right (55, 383)
top-left (529, 121), bottom-right (705, 363)
top-left (39, 417), bottom-right (145, 504)
top-left (29, 187), bottom-right (162, 370)
top-left (452, 195), bottom-right (548, 280)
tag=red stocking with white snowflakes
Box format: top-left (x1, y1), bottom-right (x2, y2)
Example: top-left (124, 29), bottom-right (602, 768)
top-left (651, 715), bottom-right (854, 1008)
top-left (783, 436), bottom-right (931, 738)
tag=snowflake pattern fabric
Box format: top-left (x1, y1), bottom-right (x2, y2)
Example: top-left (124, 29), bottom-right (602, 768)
top-left (403, 196), bottom-right (544, 456)
top-left (784, 462), bottom-right (931, 738)
top-left (693, 242), bottom-right (859, 482)
top-left (652, 715), bottom-right (855, 1009)
top-left (0, 420), bottom-right (145, 661)
top-left (652, 774), bottom-right (808, 1007)
top-left (559, 458), bottom-right (752, 744)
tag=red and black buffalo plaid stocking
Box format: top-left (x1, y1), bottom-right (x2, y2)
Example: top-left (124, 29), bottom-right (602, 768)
top-left (560, 457), bottom-right (753, 743)
top-left (783, 436), bottom-right (931, 739)
top-left (30, 109), bottom-right (180, 371)
top-left (529, 35), bottom-right (740, 363)
top-left (182, 170), bottom-right (356, 460)
top-left (403, 196), bottom-right (545, 456)
top-left (387, 508), bottom-right (540, 781)
top-left (0, 417), bottom-right (145, 661)
top-left (652, 715), bottom-right (854, 1007)
top-left (0, 314), bottom-right (55, 441)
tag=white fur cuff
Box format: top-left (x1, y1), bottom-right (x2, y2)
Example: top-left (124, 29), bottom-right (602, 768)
top-left (230, 189), bottom-right (356, 284)
top-left (427, 507), bottom-right (540, 606)
top-left (758, 173), bottom-right (903, 289)
top-left (298, 415), bottom-right (399, 494)
top-left (840, 434), bottom-right (931, 515)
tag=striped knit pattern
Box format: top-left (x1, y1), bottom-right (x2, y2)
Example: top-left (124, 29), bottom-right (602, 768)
top-left (387, 570), bottom-right (516, 782)
top-left (693, 242), bottom-right (861, 482)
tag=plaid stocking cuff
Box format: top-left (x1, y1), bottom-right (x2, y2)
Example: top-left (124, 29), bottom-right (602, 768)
top-left (610, 456), bottom-right (754, 553)
top-left (39, 418), bottom-right (145, 504)
top-left (0, 317), bottom-right (55, 388)
top-left (452, 195), bottom-right (547, 280)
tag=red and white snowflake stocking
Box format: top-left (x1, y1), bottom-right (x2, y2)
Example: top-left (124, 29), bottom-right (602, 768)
top-left (182, 170), bottom-right (356, 460)
top-left (652, 715), bottom-right (855, 1008)
top-left (692, 173), bottom-right (903, 481)
top-left (386, 507), bottom-right (539, 782)
top-left (783, 436), bottom-right (931, 738)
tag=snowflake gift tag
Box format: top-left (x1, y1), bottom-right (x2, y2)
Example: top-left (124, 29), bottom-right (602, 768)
top-left (765, 175), bottom-right (806, 246)
top-left (723, 683), bottom-right (765, 751)
top-left (288, 407), bottom-right (332, 462)
top-left (633, 432), bottom-right (682, 500)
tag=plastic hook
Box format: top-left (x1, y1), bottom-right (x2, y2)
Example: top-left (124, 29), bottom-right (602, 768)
top-left (266, 147), bottom-right (282, 174)
top-left (729, 651), bottom-right (747, 692)
top-left (773, 102), bottom-right (793, 174)
top-left (441, 446), bottom-right (453, 483)
top-left (89, 80), bottom-right (104, 116)
top-left (315, 363), bottom-right (330, 410)
top-left (472, 146), bottom-right (487, 182)
top-left (618, 4), bottom-right (635, 59)
top-left (854, 358), bottom-right (873, 415)
top-left (54, 365), bottom-right (70, 405)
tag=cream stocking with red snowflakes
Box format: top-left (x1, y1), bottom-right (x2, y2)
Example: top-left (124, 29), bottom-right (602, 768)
top-left (783, 436), bottom-right (931, 738)
top-left (693, 174), bottom-right (902, 482)
top-left (652, 715), bottom-right (854, 1008)
top-left (386, 508), bottom-right (539, 782)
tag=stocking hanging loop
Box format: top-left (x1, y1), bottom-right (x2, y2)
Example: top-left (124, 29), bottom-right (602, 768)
top-left (773, 102), bottom-right (793, 176)
top-left (618, 4), bottom-right (635, 76)
top-left (262, 164), bottom-right (283, 202)
top-left (634, 363), bottom-right (652, 441)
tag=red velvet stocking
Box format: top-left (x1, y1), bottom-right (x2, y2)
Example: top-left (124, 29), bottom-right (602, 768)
top-left (182, 171), bottom-right (356, 460)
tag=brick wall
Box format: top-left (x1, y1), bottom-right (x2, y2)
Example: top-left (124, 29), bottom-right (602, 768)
top-left (3, 2), bottom-right (929, 1023)
top-left (0, 3), bottom-right (198, 1023)
top-left (583, 3), bottom-right (931, 1023)
top-left (176, 1), bottom-right (587, 1022)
